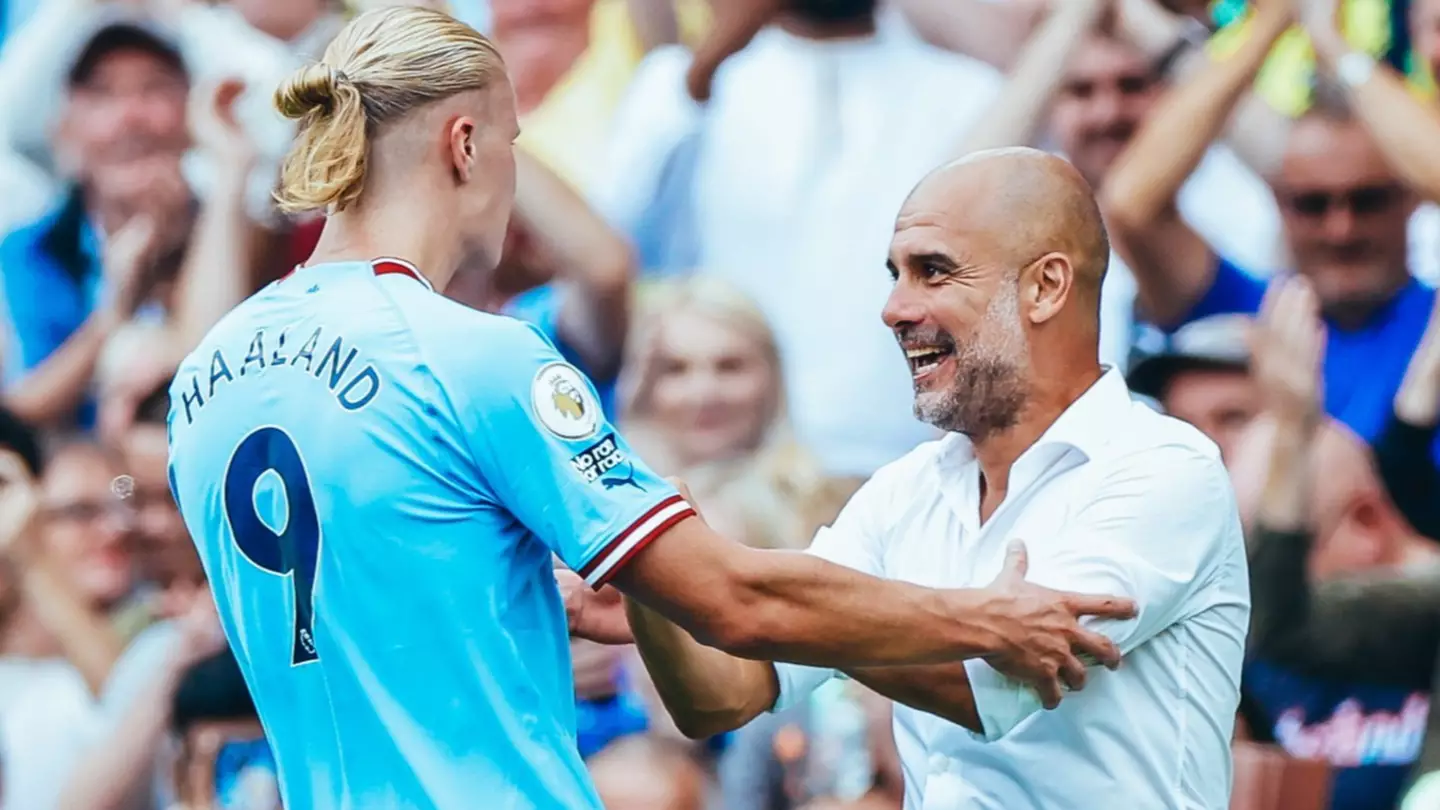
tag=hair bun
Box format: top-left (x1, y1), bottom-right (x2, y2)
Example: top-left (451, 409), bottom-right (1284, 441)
top-left (275, 63), bottom-right (345, 119)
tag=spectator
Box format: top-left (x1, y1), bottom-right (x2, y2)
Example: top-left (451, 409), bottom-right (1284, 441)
top-left (1102, 0), bottom-right (1440, 467)
top-left (950, 0), bottom-right (1289, 370)
top-left (1233, 277), bottom-right (1440, 810)
top-left (1126, 314), bottom-right (1258, 464)
top-left (0, 21), bottom-right (194, 431)
top-left (491, 0), bottom-right (708, 191)
top-left (617, 276), bottom-right (853, 545)
top-left (595, 0), bottom-right (1003, 477)
top-left (1378, 292), bottom-right (1440, 542)
top-left (169, 650), bottom-right (279, 810)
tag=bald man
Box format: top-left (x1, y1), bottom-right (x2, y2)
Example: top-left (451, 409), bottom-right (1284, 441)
top-left (569, 149), bottom-right (1251, 809)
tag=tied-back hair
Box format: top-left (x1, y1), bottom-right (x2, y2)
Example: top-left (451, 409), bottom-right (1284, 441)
top-left (273, 6), bottom-right (506, 214)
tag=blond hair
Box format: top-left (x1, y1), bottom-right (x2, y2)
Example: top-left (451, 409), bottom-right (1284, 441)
top-left (620, 276), bottom-right (854, 550)
top-left (273, 6), bottom-right (506, 214)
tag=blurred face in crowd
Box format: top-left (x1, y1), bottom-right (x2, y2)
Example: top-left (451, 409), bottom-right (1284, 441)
top-left (227, 0), bottom-right (330, 42)
top-left (1048, 35), bottom-right (1163, 187)
top-left (1274, 115), bottom-right (1416, 324)
top-left (1229, 418), bottom-right (1416, 577)
top-left (642, 310), bottom-right (776, 467)
top-left (121, 424), bottom-right (203, 594)
top-left (1159, 366), bottom-right (1259, 463)
top-left (490, 0), bottom-right (594, 29)
top-left (37, 445), bottom-right (134, 610)
top-left (59, 48), bottom-right (188, 189)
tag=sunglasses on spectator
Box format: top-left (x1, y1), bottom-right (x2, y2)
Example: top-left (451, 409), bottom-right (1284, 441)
top-left (1278, 184), bottom-right (1405, 218)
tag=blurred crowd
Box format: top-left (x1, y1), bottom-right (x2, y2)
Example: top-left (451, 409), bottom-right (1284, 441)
top-left (1, 0), bottom-right (1440, 808)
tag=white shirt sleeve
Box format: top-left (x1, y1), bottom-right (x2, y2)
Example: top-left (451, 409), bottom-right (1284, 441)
top-left (770, 468), bottom-right (895, 712)
top-left (962, 442), bottom-right (1240, 740)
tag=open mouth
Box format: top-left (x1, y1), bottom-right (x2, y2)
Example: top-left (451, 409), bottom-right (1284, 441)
top-left (904, 345), bottom-right (955, 380)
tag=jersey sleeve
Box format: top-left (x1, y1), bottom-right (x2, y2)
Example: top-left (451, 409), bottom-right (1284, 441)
top-left (454, 319), bottom-right (695, 589)
top-left (961, 443), bottom-right (1244, 740)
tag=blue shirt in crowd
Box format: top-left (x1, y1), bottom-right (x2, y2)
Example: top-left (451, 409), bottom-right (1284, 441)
top-left (1244, 659), bottom-right (1429, 810)
top-left (1175, 257), bottom-right (1438, 460)
top-left (0, 190), bottom-right (101, 426)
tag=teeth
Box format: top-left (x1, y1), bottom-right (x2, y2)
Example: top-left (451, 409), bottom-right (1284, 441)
top-left (904, 347), bottom-right (945, 359)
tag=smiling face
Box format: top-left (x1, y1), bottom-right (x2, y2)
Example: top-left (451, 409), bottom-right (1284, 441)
top-left (880, 151), bottom-right (1107, 439)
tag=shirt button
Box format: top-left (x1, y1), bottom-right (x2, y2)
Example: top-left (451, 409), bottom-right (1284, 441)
top-left (928, 753), bottom-right (947, 774)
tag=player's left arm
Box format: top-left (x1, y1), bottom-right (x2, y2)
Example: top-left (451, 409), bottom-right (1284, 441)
top-left (958, 442), bottom-right (1246, 739)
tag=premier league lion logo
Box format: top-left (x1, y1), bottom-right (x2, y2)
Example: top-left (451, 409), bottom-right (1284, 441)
top-left (551, 379), bottom-right (585, 421)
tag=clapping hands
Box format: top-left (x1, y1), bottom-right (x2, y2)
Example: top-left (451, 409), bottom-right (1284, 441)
top-left (1250, 276), bottom-right (1325, 430)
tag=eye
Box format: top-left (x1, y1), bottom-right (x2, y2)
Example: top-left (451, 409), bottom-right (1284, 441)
top-left (921, 262), bottom-right (949, 281)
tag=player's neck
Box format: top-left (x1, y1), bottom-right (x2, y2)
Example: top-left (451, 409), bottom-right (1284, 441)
top-left (971, 365), bottom-right (1104, 501)
top-left (305, 203), bottom-right (461, 292)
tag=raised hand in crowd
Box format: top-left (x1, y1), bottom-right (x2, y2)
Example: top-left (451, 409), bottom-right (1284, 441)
top-left (1250, 277), bottom-right (1325, 434)
top-left (1376, 292), bottom-right (1440, 541)
top-left (171, 77), bottom-right (260, 354)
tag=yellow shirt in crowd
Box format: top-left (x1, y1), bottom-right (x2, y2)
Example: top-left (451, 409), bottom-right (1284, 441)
top-left (518, 0), bottom-right (710, 192)
top-left (1210, 0), bottom-right (1432, 117)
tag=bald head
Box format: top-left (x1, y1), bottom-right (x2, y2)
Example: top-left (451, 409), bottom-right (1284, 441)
top-left (904, 148), bottom-right (1110, 301)
top-left (883, 148), bottom-right (1110, 439)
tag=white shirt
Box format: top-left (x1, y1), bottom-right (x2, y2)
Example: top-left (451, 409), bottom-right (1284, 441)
top-left (772, 369), bottom-right (1251, 810)
top-left (595, 24), bottom-right (1003, 477)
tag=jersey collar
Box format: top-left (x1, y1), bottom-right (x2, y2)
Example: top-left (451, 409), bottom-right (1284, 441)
top-left (284, 257), bottom-right (434, 292)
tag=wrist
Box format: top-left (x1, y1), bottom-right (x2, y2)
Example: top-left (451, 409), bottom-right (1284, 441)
top-left (950, 589), bottom-right (1010, 659)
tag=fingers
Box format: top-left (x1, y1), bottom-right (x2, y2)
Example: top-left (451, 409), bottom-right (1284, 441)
top-left (1059, 652), bottom-right (1088, 692)
top-left (998, 539), bottom-right (1028, 585)
top-left (1062, 593), bottom-right (1137, 621)
top-left (1035, 676), bottom-right (1063, 711)
top-left (1070, 626), bottom-right (1123, 671)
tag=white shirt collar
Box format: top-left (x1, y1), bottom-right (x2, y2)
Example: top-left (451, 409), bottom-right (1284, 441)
top-left (935, 366), bottom-right (1129, 475)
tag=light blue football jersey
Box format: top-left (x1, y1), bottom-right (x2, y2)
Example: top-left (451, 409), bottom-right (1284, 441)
top-left (166, 258), bottom-right (694, 810)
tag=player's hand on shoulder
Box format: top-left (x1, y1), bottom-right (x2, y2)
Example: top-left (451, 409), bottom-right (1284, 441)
top-left (556, 566), bottom-right (635, 645)
top-left (979, 541), bottom-right (1137, 710)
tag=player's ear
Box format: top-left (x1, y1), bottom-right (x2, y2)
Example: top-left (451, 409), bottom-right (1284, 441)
top-left (1023, 253), bottom-right (1073, 326)
top-left (447, 117), bottom-right (477, 182)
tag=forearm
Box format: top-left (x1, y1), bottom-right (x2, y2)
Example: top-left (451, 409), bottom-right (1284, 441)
top-left (514, 151), bottom-right (633, 378)
top-left (700, 550), bottom-right (1000, 667)
top-left (1248, 524), bottom-right (1440, 688)
top-left (56, 648), bottom-right (191, 810)
top-left (1104, 9), bottom-right (1291, 230)
top-left (956, 0), bottom-right (1109, 156)
top-left (171, 162), bottom-right (255, 352)
top-left (1314, 42), bottom-right (1440, 201)
top-left (893, 0), bottom-right (1045, 70)
top-left (1254, 417), bottom-right (1314, 534)
top-left (625, 597), bottom-right (778, 739)
top-left (1374, 414), bottom-right (1440, 540)
top-left (844, 663), bottom-right (981, 732)
top-left (20, 559), bottom-right (124, 695)
top-left (4, 312), bottom-right (117, 427)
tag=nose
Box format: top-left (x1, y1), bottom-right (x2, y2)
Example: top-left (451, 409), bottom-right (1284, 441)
top-left (1321, 204), bottom-right (1359, 241)
top-left (882, 279), bottom-right (926, 330)
top-left (1083, 89), bottom-right (1126, 129)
